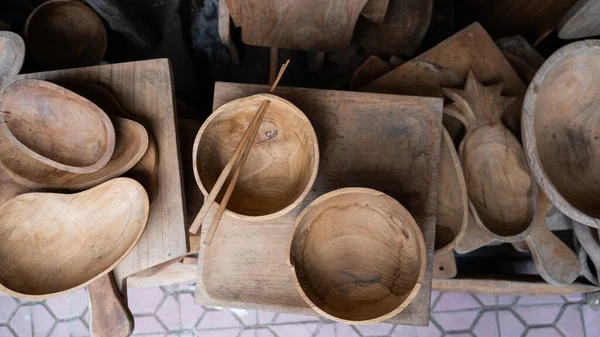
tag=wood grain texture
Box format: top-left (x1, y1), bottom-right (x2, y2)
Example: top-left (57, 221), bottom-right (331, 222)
top-left (178, 119), bottom-right (203, 231)
top-left (0, 167), bottom-right (29, 206)
top-left (287, 188), bottom-right (426, 324)
top-left (432, 278), bottom-right (598, 295)
top-left (349, 56), bottom-right (394, 90)
top-left (361, 23), bottom-right (527, 138)
top-left (0, 178), bottom-right (149, 299)
top-left (25, 0), bottom-right (107, 70)
top-left (88, 273), bottom-right (134, 337)
top-left (195, 82), bottom-right (443, 326)
top-left (523, 40), bottom-right (600, 229)
top-left (219, 0), bottom-right (240, 65)
top-left (558, 0), bottom-right (600, 39)
top-left (355, 0), bottom-right (433, 58)
top-left (0, 31), bottom-right (24, 77)
top-left (360, 0), bottom-right (390, 23)
top-left (224, 0), bottom-right (241, 27)
top-left (1, 59), bottom-right (188, 294)
top-left (241, 0), bottom-right (369, 51)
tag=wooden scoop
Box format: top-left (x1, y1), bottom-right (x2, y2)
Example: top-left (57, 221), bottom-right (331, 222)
top-left (0, 31), bottom-right (25, 77)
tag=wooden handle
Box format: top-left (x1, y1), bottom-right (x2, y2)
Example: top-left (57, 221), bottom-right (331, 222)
top-left (188, 100), bottom-right (271, 235)
top-left (512, 241), bottom-right (529, 252)
top-left (454, 210), bottom-right (495, 254)
top-left (525, 192), bottom-right (580, 285)
top-left (433, 250), bottom-right (457, 279)
top-left (88, 273), bottom-right (134, 337)
top-left (204, 101), bottom-right (271, 245)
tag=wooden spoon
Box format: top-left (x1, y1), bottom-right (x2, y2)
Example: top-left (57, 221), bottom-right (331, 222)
top-left (0, 79), bottom-right (115, 174)
top-left (0, 177), bottom-right (149, 298)
top-left (0, 31), bottom-right (25, 77)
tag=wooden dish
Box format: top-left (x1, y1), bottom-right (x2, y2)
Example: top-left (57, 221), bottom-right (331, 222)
top-left (0, 178), bottom-right (149, 299)
top-left (0, 31), bottom-right (25, 77)
top-left (0, 79), bottom-right (115, 174)
top-left (287, 188), bottom-right (426, 324)
top-left (523, 40), bottom-right (600, 229)
top-left (193, 93), bottom-right (319, 220)
top-left (25, 0), bottom-right (107, 70)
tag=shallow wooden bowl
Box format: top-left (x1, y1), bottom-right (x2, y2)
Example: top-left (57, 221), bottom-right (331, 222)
top-left (0, 31), bottom-right (25, 77)
top-left (523, 40), bottom-right (600, 228)
top-left (193, 93), bottom-right (319, 220)
top-left (0, 79), bottom-right (115, 174)
top-left (287, 188), bottom-right (426, 324)
top-left (25, 0), bottom-right (107, 70)
top-left (0, 178), bottom-right (149, 299)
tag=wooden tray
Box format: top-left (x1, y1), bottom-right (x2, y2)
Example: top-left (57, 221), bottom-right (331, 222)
top-left (1, 59), bottom-right (187, 294)
top-left (194, 82), bottom-right (443, 326)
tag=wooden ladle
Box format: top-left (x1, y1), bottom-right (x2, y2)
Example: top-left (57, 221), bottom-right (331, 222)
top-left (0, 31), bottom-right (25, 77)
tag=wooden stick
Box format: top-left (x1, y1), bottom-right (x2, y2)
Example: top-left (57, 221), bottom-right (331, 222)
top-left (269, 47), bottom-right (278, 85)
top-left (204, 100), bottom-right (271, 245)
top-left (270, 59), bottom-right (289, 93)
top-left (188, 100), bottom-right (271, 234)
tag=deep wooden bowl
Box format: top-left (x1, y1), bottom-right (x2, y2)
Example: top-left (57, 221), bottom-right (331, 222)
top-left (193, 93), bottom-right (319, 220)
top-left (0, 178), bottom-right (149, 299)
top-left (0, 31), bottom-right (25, 77)
top-left (287, 188), bottom-right (426, 324)
top-left (25, 0), bottom-right (107, 70)
top-left (523, 40), bottom-right (600, 228)
top-left (0, 79), bottom-right (115, 174)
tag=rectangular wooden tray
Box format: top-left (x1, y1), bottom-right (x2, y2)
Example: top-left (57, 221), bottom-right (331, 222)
top-left (2, 59), bottom-right (188, 293)
top-left (194, 82), bottom-right (443, 326)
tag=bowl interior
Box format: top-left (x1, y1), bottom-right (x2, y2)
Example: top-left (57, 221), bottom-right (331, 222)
top-left (196, 94), bottom-right (318, 217)
top-left (290, 190), bottom-right (423, 322)
top-left (534, 49), bottom-right (600, 219)
top-left (2, 80), bottom-right (111, 167)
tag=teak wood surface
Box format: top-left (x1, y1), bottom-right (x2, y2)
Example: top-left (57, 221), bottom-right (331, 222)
top-left (0, 59), bottom-right (187, 294)
top-left (195, 82), bottom-right (443, 326)
top-left (0, 31), bottom-right (24, 77)
top-left (558, 0), bottom-right (600, 39)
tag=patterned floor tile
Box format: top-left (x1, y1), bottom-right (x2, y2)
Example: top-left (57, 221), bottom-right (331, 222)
top-left (434, 293), bottom-right (481, 311)
top-left (556, 304), bottom-right (584, 337)
top-left (196, 310), bottom-right (241, 330)
top-left (128, 287), bottom-right (164, 315)
top-left (516, 296), bottom-right (565, 306)
top-left (514, 305), bottom-right (562, 325)
top-left (273, 313), bottom-right (320, 324)
top-left (0, 326), bottom-right (15, 337)
top-left (391, 322), bottom-right (442, 337)
top-left (497, 310), bottom-right (525, 337)
top-left (272, 323), bottom-right (318, 337)
top-left (157, 295), bottom-right (181, 331)
top-left (196, 328), bottom-right (241, 337)
top-left (334, 323), bottom-right (360, 337)
top-left (0, 297), bottom-right (18, 323)
top-left (239, 328), bottom-right (277, 337)
top-left (10, 306), bottom-right (32, 337)
top-left (180, 292), bottom-right (204, 329)
top-left (356, 322), bottom-right (394, 336)
top-left (31, 305), bottom-right (54, 337)
top-left (473, 294), bottom-right (498, 307)
top-left (524, 327), bottom-right (561, 337)
top-left (582, 303), bottom-right (600, 336)
top-left (432, 310), bottom-right (479, 331)
top-left (132, 316), bottom-right (166, 334)
top-left (472, 311), bottom-right (499, 337)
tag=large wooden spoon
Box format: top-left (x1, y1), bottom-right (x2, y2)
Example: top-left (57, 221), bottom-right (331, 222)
top-left (0, 31), bottom-right (25, 77)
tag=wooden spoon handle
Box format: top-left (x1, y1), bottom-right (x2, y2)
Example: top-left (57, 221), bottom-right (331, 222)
top-left (573, 220), bottom-right (600, 269)
top-left (88, 273), bottom-right (134, 337)
top-left (454, 210), bottom-right (495, 254)
top-left (433, 250), bottom-right (457, 279)
top-left (525, 192), bottom-right (580, 285)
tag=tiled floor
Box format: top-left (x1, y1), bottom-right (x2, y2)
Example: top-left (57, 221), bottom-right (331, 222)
top-left (0, 282), bottom-right (598, 337)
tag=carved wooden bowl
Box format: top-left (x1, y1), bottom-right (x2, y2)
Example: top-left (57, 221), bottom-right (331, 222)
top-left (523, 40), bottom-right (600, 228)
top-left (193, 93), bottom-right (319, 220)
top-left (287, 188), bottom-right (426, 324)
top-left (25, 0), bottom-right (107, 70)
top-left (0, 178), bottom-right (149, 299)
top-left (0, 79), bottom-right (115, 175)
top-left (0, 31), bottom-right (25, 77)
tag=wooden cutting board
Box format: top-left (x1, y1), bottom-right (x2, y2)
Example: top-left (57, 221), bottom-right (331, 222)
top-left (362, 23), bottom-right (526, 138)
top-left (194, 82), bottom-right (443, 326)
top-left (241, 0), bottom-right (369, 51)
top-left (558, 0), bottom-right (600, 39)
top-left (2, 60), bottom-right (187, 294)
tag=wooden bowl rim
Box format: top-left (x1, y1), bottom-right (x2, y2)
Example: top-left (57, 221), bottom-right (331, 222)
top-left (0, 31), bottom-right (25, 77)
top-left (192, 93), bottom-right (319, 221)
top-left (286, 187), bottom-right (426, 324)
top-left (0, 79), bottom-right (116, 174)
top-left (522, 39), bottom-right (600, 229)
top-left (0, 177), bottom-right (149, 299)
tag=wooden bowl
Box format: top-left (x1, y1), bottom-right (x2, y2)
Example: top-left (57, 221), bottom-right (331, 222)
top-left (0, 31), bottom-right (25, 77)
top-left (25, 0), bottom-right (107, 70)
top-left (523, 40), bottom-right (600, 228)
top-left (0, 178), bottom-right (149, 299)
top-left (193, 93), bottom-right (319, 220)
top-left (287, 188), bottom-right (426, 324)
top-left (0, 79), bottom-right (115, 174)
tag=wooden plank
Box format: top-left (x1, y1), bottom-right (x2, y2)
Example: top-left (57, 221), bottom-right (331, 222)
top-left (362, 23), bottom-right (526, 138)
top-left (2, 60), bottom-right (187, 294)
top-left (218, 0), bottom-right (240, 65)
top-left (361, 0), bottom-right (390, 23)
top-left (241, 0), bottom-right (368, 51)
top-left (195, 82), bottom-right (442, 326)
top-left (224, 0), bottom-right (241, 28)
top-left (349, 55), bottom-right (394, 90)
top-left (433, 277), bottom-right (598, 296)
top-left (558, 0), bottom-right (600, 39)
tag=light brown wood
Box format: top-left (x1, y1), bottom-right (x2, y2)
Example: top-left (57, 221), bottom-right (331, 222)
top-left (0, 31), bottom-right (25, 77)
top-left (241, 0), bottom-right (369, 51)
top-left (0, 79), bottom-right (115, 174)
top-left (362, 23), bottom-right (527, 138)
top-left (454, 210), bottom-right (496, 253)
top-left (25, 0), bottom-right (107, 70)
top-left (360, 0), bottom-right (390, 23)
top-left (523, 40), bottom-right (600, 229)
top-left (0, 117), bottom-right (148, 190)
top-left (349, 56), bottom-right (394, 90)
top-left (2, 59), bottom-right (187, 294)
top-left (288, 188), bottom-right (425, 324)
top-left (558, 0), bottom-right (600, 39)
top-left (0, 178), bottom-right (149, 299)
top-left (178, 119), bottom-right (204, 231)
top-left (432, 278), bottom-right (598, 296)
top-left (224, 0), bottom-right (241, 27)
top-left (88, 273), bottom-right (134, 337)
top-left (128, 260), bottom-right (197, 288)
top-left (218, 0), bottom-right (240, 65)
top-left (0, 167), bottom-right (29, 206)
top-left (127, 134), bottom-right (159, 203)
top-left (355, 0), bottom-right (432, 58)
top-left (433, 251), bottom-right (457, 279)
top-left (193, 94), bottom-right (319, 222)
top-left (195, 82), bottom-right (442, 326)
